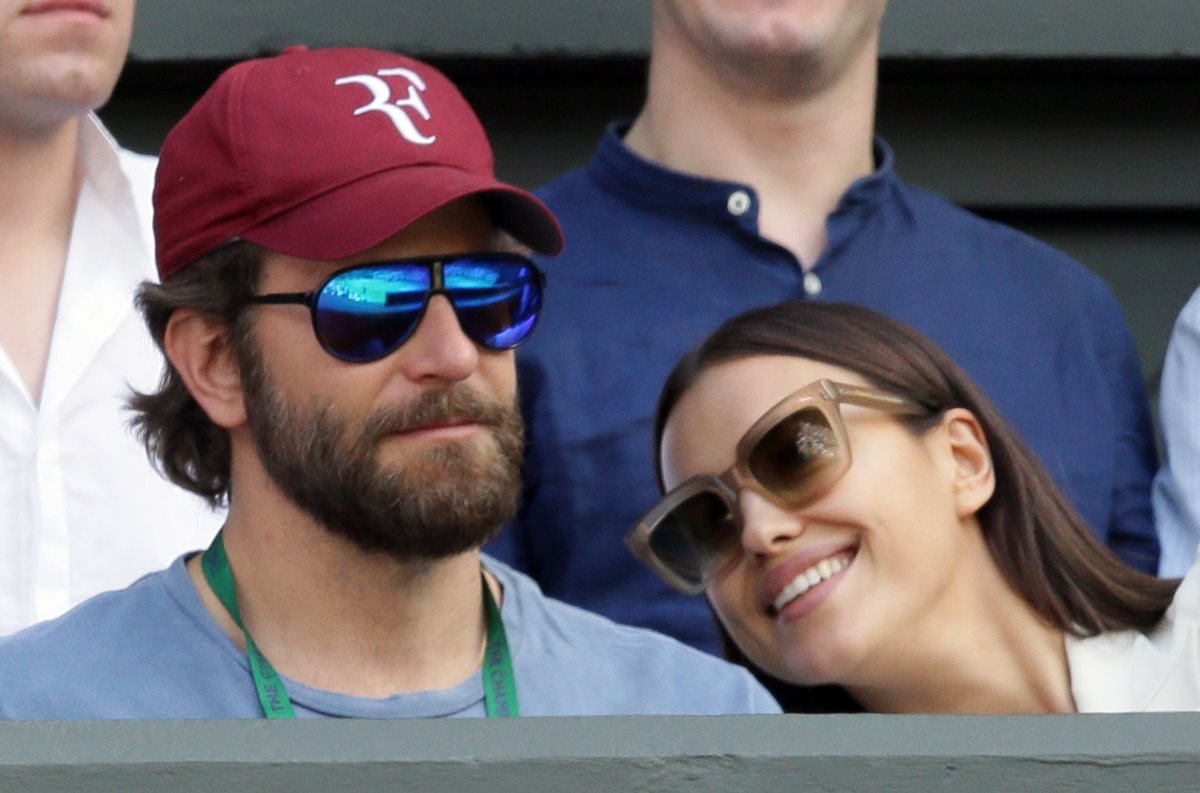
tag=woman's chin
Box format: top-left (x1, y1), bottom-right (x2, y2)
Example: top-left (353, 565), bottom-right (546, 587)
top-left (753, 643), bottom-right (858, 688)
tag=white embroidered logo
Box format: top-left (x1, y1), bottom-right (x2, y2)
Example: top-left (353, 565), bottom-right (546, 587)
top-left (334, 68), bottom-right (437, 145)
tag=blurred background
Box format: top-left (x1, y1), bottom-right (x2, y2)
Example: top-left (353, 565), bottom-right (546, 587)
top-left (104, 0), bottom-right (1199, 400)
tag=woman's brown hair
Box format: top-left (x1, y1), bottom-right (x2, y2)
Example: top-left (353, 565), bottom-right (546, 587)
top-left (654, 301), bottom-right (1178, 712)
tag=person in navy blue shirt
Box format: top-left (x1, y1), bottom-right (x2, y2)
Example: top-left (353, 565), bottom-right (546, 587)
top-left (487, 1), bottom-right (1160, 656)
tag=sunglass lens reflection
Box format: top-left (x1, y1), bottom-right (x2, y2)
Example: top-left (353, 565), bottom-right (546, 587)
top-left (446, 261), bottom-right (542, 350)
top-left (651, 490), bottom-right (737, 586)
top-left (748, 406), bottom-right (838, 502)
top-left (313, 266), bottom-right (431, 362)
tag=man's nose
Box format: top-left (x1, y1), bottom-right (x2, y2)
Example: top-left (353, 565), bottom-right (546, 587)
top-left (389, 295), bottom-right (479, 383)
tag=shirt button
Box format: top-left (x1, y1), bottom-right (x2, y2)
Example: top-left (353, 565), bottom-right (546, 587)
top-left (803, 272), bottom-right (823, 296)
top-left (726, 190), bottom-right (751, 216)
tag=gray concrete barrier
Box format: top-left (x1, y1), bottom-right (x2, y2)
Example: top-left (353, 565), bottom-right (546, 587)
top-left (1, 714), bottom-right (1198, 792)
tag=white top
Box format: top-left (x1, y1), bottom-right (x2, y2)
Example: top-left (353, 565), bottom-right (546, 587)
top-left (1067, 548), bottom-right (1200, 711)
top-left (1153, 285), bottom-right (1200, 578)
top-left (0, 115), bottom-right (223, 635)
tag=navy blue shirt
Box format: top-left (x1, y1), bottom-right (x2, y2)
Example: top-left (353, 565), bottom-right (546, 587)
top-left (489, 124), bottom-right (1160, 655)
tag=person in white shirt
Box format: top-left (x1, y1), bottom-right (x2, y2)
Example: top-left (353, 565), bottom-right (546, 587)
top-left (0, 0), bottom-right (220, 633)
top-left (630, 300), bottom-right (1198, 713)
top-left (1153, 286), bottom-right (1200, 578)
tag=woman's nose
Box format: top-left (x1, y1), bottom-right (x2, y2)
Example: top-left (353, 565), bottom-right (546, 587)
top-left (737, 489), bottom-right (806, 556)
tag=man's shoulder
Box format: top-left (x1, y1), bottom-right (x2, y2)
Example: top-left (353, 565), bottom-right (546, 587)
top-left (489, 559), bottom-right (779, 715)
top-left (2, 565), bottom-right (172, 645)
top-left (885, 178), bottom-right (1120, 306)
top-left (534, 163), bottom-right (604, 214)
top-left (531, 127), bottom-right (643, 223)
top-left (0, 561), bottom-right (216, 719)
top-left (895, 180), bottom-right (1084, 266)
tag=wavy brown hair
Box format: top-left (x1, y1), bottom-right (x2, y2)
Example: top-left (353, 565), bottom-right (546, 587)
top-left (654, 300), bottom-right (1179, 713)
top-left (127, 242), bottom-right (263, 507)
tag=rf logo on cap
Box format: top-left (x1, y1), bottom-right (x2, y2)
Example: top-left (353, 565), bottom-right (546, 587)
top-left (335, 68), bottom-right (437, 145)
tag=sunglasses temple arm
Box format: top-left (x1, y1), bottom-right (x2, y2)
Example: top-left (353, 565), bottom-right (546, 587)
top-left (244, 291), bottom-right (314, 306)
top-left (832, 383), bottom-right (929, 415)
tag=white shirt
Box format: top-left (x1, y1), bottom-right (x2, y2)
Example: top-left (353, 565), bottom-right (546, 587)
top-left (1067, 547), bottom-right (1200, 711)
top-left (0, 115), bottom-right (223, 635)
top-left (1153, 286), bottom-right (1200, 578)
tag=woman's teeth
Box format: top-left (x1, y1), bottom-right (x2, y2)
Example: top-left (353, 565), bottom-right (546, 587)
top-left (772, 553), bottom-right (851, 612)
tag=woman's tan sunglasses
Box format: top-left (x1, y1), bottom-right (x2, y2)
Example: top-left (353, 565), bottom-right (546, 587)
top-left (627, 379), bottom-right (931, 594)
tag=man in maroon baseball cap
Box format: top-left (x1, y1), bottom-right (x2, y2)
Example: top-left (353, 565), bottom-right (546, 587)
top-left (154, 45), bottom-right (562, 275)
top-left (0, 46), bottom-right (779, 720)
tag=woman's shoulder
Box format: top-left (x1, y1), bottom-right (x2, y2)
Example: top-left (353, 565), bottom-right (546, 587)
top-left (1067, 559), bottom-right (1200, 712)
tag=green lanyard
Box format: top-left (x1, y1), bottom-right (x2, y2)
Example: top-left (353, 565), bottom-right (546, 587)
top-left (200, 530), bottom-right (519, 718)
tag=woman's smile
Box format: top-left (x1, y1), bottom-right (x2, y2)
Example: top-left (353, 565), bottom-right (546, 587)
top-left (766, 547), bottom-right (856, 617)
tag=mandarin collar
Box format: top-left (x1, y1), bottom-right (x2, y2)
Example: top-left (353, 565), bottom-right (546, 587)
top-left (586, 120), bottom-right (897, 237)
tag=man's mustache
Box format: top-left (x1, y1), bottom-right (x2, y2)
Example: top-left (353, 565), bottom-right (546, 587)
top-left (360, 387), bottom-right (518, 438)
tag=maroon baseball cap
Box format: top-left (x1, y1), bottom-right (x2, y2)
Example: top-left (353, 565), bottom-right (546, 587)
top-left (153, 46), bottom-right (563, 280)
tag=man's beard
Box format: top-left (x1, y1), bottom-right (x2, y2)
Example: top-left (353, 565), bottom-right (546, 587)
top-left (238, 348), bottom-right (524, 561)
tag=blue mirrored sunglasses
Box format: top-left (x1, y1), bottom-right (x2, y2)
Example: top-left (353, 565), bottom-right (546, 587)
top-left (243, 253), bottom-right (545, 363)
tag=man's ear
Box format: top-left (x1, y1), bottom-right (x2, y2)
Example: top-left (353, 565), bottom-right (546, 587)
top-left (163, 308), bottom-right (247, 429)
top-left (940, 408), bottom-right (995, 519)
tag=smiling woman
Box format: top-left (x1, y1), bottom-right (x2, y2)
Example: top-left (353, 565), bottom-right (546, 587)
top-left (630, 301), bottom-right (1197, 714)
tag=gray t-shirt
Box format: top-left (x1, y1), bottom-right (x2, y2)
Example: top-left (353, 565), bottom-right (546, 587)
top-left (0, 555), bottom-right (779, 719)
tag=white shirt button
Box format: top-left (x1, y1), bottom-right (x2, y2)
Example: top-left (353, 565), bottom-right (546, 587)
top-left (803, 272), bottom-right (823, 296)
top-left (726, 190), bottom-right (751, 216)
